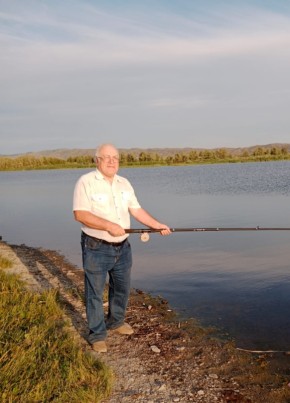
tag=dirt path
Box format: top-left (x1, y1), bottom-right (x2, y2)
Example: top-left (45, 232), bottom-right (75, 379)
top-left (1, 240), bottom-right (290, 402)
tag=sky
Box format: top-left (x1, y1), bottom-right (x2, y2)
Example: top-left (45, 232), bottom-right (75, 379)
top-left (1, 0), bottom-right (290, 155)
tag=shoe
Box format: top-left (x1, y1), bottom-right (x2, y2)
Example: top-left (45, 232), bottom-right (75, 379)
top-left (92, 340), bottom-right (107, 353)
top-left (111, 323), bottom-right (134, 335)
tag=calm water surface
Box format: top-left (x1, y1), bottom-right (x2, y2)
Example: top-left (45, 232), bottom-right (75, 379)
top-left (1, 161), bottom-right (290, 350)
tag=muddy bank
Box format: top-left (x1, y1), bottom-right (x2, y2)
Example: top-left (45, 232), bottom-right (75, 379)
top-left (1, 240), bottom-right (290, 402)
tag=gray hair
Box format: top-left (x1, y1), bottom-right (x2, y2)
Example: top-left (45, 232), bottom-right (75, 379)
top-left (94, 143), bottom-right (119, 162)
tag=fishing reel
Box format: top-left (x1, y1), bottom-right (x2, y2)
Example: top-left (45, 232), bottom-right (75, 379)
top-left (140, 232), bottom-right (150, 242)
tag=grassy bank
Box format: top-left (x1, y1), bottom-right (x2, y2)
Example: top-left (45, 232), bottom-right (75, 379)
top-left (1, 244), bottom-right (290, 402)
top-left (1, 150), bottom-right (290, 171)
top-left (0, 254), bottom-right (112, 403)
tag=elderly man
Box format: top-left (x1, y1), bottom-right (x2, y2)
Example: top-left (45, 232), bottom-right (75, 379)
top-left (73, 143), bottom-right (171, 352)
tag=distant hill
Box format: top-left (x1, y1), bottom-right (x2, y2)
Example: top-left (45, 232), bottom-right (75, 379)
top-left (2, 143), bottom-right (290, 159)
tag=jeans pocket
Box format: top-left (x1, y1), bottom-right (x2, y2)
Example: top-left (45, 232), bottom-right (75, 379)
top-left (85, 236), bottom-right (101, 251)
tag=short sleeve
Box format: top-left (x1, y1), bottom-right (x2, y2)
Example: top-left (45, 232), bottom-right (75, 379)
top-left (73, 176), bottom-right (91, 212)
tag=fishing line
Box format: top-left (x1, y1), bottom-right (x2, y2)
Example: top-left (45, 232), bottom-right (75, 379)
top-left (126, 226), bottom-right (290, 353)
top-left (236, 348), bottom-right (290, 354)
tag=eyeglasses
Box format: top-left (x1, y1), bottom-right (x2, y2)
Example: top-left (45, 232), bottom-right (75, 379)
top-left (97, 155), bottom-right (119, 163)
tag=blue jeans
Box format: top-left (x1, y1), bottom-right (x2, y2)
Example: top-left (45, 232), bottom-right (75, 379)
top-left (81, 232), bottom-right (132, 344)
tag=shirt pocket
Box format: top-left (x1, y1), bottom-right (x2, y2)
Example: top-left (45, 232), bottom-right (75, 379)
top-left (91, 193), bottom-right (110, 214)
top-left (121, 191), bottom-right (132, 208)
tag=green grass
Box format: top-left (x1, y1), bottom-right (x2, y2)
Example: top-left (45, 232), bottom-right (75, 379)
top-left (0, 269), bottom-right (112, 402)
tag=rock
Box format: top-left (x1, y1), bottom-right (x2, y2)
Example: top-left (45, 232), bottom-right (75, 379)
top-left (150, 345), bottom-right (161, 353)
top-left (158, 384), bottom-right (166, 391)
top-left (209, 373), bottom-right (218, 379)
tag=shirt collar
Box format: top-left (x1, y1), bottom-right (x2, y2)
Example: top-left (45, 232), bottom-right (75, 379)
top-left (95, 169), bottom-right (123, 183)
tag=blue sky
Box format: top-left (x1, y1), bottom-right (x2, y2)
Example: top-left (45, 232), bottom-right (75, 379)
top-left (1, 0), bottom-right (290, 155)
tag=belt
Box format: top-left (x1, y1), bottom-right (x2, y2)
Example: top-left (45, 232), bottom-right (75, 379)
top-left (83, 232), bottom-right (127, 247)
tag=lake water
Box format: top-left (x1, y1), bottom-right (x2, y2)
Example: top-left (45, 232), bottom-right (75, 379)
top-left (1, 161), bottom-right (290, 350)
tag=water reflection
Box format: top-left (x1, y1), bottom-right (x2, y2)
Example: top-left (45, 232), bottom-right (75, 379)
top-left (131, 234), bottom-right (290, 349)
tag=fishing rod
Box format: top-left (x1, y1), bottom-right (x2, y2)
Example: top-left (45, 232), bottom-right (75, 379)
top-left (125, 226), bottom-right (290, 242)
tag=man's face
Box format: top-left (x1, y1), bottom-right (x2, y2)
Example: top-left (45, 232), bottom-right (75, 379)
top-left (96, 145), bottom-right (119, 179)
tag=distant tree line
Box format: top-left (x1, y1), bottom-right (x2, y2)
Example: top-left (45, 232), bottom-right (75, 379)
top-left (0, 146), bottom-right (289, 171)
top-left (0, 155), bottom-right (95, 171)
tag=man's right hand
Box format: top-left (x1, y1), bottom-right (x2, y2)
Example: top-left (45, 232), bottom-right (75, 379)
top-left (107, 222), bottom-right (126, 237)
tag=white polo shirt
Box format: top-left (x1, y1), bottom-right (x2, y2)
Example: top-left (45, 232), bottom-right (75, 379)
top-left (73, 169), bottom-right (141, 242)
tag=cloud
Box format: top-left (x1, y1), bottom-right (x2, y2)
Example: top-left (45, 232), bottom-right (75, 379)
top-left (1, 1), bottom-right (290, 153)
top-left (2, 2), bottom-right (290, 72)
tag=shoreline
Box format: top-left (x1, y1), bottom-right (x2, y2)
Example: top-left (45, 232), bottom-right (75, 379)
top-left (1, 240), bottom-right (290, 402)
top-left (1, 155), bottom-right (290, 173)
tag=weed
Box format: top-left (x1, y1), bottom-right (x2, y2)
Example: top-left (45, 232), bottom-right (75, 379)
top-left (0, 270), bottom-right (112, 402)
top-left (0, 254), bottom-right (13, 269)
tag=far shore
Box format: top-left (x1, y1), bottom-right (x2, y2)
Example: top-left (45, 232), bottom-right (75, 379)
top-left (1, 144), bottom-right (290, 171)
